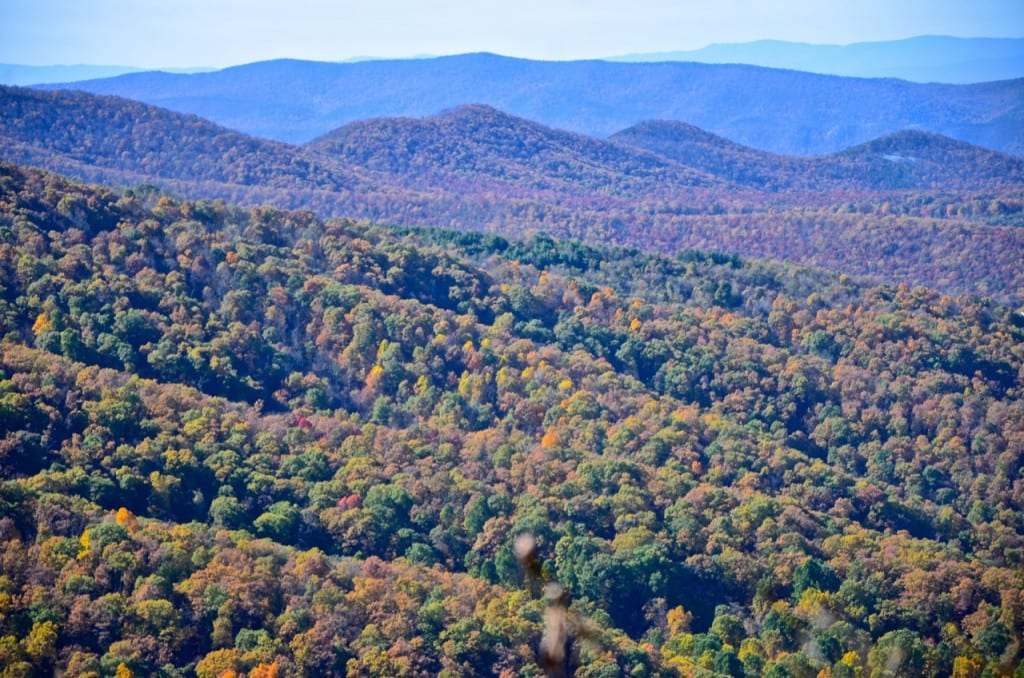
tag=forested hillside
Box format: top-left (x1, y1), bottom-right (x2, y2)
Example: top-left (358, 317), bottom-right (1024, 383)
top-left (1, 161), bottom-right (1022, 676)
top-left (0, 87), bottom-right (371, 199)
top-left (4, 86), bottom-right (1024, 305)
top-left (610, 123), bottom-right (1024, 192)
top-left (35, 53), bottom-right (1024, 154)
top-left (306, 104), bottom-right (727, 199)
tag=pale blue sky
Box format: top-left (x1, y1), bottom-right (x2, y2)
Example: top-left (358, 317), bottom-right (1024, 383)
top-left (2, 0), bottom-right (1022, 67)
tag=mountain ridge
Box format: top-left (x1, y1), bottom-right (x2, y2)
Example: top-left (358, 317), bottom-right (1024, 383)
top-left (307, 103), bottom-right (733, 199)
top-left (3, 86), bottom-right (1023, 301)
top-left (0, 63), bottom-right (214, 86)
top-left (608, 35), bottom-right (1024, 84)
top-left (610, 120), bottom-right (1024, 191)
top-left (34, 53), bottom-right (1024, 155)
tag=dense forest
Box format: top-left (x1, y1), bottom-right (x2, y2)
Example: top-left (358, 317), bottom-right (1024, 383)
top-left (0, 161), bottom-right (1022, 676)
top-left (609, 123), bottom-right (1024, 193)
top-left (3, 87), bottom-right (1024, 305)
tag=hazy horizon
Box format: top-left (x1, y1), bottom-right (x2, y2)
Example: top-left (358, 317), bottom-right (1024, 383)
top-left (1, 34), bottom-right (1022, 72)
top-left (2, 0), bottom-right (1022, 69)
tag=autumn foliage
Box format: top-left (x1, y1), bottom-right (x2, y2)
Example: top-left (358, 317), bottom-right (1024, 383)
top-left (0, 162), bottom-right (1021, 675)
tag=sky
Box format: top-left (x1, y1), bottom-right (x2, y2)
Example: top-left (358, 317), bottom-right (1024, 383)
top-left (2, 0), bottom-right (1023, 68)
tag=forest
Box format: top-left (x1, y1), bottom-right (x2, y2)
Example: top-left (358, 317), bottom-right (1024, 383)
top-left (0, 160), bottom-right (1022, 676)
top-left (3, 87), bottom-right (1024, 306)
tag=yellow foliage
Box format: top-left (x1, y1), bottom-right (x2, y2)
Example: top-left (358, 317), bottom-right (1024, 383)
top-left (951, 655), bottom-right (983, 678)
top-left (115, 507), bottom-right (139, 532)
top-left (557, 378), bottom-right (573, 390)
top-left (840, 651), bottom-right (862, 669)
top-left (365, 364), bottom-right (384, 388)
top-left (32, 313), bottom-right (51, 335)
top-left (794, 587), bottom-right (834, 621)
top-left (671, 406), bottom-right (700, 427)
top-left (163, 448), bottom-right (198, 472)
top-left (666, 606), bottom-right (692, 635)
top-left (183, 417), bottom-right (208, 437)
top-left (77, 529), bottom-right (90, 559)
top-left (738, 638), bottom-right (765, 661)
top-left (701, 412), bottom-right (723, 429)
top-left (24, 621), bottom-right (58, 662)
top-left (629, 317), bottom-right (642, 332)
top-left (115, 664), bottom-right (134, 678)
top-left (194, 648), bottom-right (242, 678)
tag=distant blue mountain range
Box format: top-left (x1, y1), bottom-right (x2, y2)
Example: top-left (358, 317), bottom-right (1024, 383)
top-left (7, 36), bottom-right (1019, 89)
top-left (0, 64), bottom-right (214, 86)
top-left (0, 64), bottom-right (142, 85)
top-left (608, 36), bottom-right (1024, 84)
top-left (34, 52), bottom-right (1024, 156)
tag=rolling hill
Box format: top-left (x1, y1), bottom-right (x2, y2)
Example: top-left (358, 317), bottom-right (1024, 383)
top-left (36, 53), bottom-right (1024, 155)
top-left (0, 86), bottom-right (369, 196)
top-left (3, 85), bottom-right (1023, 301)
top-left (306, 104), bottom-right (731, 199)
top-left (0, 87), bottom-right (733, 223)
top-left (610, 121), bottom-right (1024, 191)
top-left (830, 129), bottom-right (1024, 190)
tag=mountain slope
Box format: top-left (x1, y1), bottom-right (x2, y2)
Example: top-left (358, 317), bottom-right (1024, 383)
top-left (609, 36), bottom-right (1024, 84)
top-left (3, 87), bottom-right (1024, 301)
top-left (609, 120), bottom-right (810, 191)
top-left (0, 86), bottom-right (729, 219)
top-left (611, 120), bottom-right (1024, 191)
top-left (0, 86), bottom-right (369, 196)
top-left (307, 104), bottom-right (728, 199)
top-left (832, 129), bottom-right (1024, 188)
top-left (37, 53), bottom-right (1024, 155)
top-left (0, 161), bottom-right (1021, 676)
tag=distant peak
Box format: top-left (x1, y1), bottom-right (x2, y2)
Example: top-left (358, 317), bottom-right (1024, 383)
top-left (851, 128), bottom-right (971, 149)
top-left (433, 51), bottom-right (525, 63)
top-left (611, 119), bottom-right (751, 151)
top-left (447, 103), bottom-right (504, 114)
top-left (423, 104), bottom-right (551, 130)
top-left (836, 127), bottom-right (1016, 160)
top-left (618, 119), bottom-right (710, 135)
top-left (440, 103), bottom-right (516, 119)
